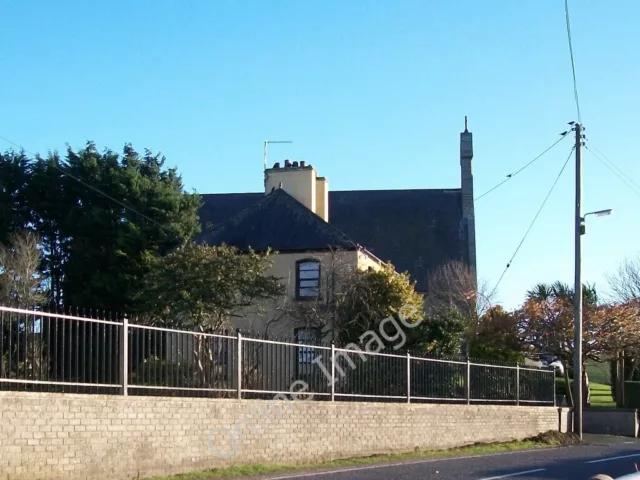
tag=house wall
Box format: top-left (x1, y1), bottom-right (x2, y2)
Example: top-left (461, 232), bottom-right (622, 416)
top-left (0, 391), bottom-right (569, 480)
top-left (159, 250), bottom-right (383, 393)
top-left (226, 250), bottom-right (383, 392)
top-left (233, 250), bottom-right (360, 337)
top-left (357, 249), bottom-right (383, 272)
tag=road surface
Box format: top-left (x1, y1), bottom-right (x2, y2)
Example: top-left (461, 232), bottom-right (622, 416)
top-left (243, 436), bottom-right (640, 480)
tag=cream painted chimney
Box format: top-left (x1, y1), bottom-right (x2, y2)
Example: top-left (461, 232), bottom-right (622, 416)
top-left (264, 160), bottom-right (329, 222)
top-left (315, 176), bottom-right (328, 222)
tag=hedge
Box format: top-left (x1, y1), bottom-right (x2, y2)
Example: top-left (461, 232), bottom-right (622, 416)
top-left (624, 381), bottom-right (640, 408)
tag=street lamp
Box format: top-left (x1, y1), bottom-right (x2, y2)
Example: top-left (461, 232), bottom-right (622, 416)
top-left (580, 209), bottom-right (612, 234)
top-left (574, 207), bottom-right (612, 439)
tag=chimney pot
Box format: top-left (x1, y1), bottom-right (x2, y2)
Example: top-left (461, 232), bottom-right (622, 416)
top-left (292, 161), bottom-right (299, 167)
top-left (273, 162), bottom-right (280, 169)
top-left (300, 160), bottom-right (306, 167)
top-left (284, 159), bottom-right (291, 167)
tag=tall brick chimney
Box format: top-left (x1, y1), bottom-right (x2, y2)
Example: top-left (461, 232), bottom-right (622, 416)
top-left (460, 116), bottom-right (477, 281)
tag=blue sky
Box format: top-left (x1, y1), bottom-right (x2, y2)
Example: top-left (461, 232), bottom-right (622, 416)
top-left (1, 0), bottom-right (639, 309)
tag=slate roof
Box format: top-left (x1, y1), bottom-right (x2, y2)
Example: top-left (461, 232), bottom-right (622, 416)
top-left (195, 188), bottom-right (359, 252)
top-left (328, 189), bottom-right (467, 292)
top-left (198, 188), bottom-right (467, 292)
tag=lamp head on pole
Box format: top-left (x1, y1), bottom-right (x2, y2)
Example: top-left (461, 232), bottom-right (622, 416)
top-left (593, 209), bottom-right (613, 217)
top-left (580, 208), bottom-right (613, 235)
top-left (582, 208), bottom-right (613, 221)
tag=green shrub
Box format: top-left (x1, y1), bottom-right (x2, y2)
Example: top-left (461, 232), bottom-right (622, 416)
top-left (624, 381), bottom-right (640, 408)
top-left (555, 377), bottom-right (567, 396)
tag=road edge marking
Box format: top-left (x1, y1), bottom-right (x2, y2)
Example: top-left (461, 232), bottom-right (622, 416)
top-left (585, 453), bottom-right (640, 464)
top-left (265, 447), bottom-right (561, 480)
top-left (478, 468), bottom-right (547, 480)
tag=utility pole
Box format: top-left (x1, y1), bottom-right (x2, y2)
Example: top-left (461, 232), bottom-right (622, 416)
top-left (573, 121), bottom-right (583, 439)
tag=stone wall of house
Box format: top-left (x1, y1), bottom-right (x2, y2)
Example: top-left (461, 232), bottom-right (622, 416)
top-left (0, 392), bottom-right (569, 480)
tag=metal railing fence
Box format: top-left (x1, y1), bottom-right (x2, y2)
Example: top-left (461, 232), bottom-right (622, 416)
top-left (0, 306), bottom-right (556, 405)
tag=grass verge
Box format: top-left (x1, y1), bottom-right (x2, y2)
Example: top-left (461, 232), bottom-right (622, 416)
top-left (149, 431), bottom-right (579, 480)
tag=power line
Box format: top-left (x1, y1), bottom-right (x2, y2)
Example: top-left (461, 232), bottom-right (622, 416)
top-left (589, 144), bottom-right (640, 194)
top-left (489, 146), bottom-right (575, 298)
top-left (475, 132), bottom-right (570, 202)
top-left (0, 134), bottom-right (180, 237)
top-left (564, 0), bottom-right (582, 123)
top-left (585, 145), bottom-right (640, 199)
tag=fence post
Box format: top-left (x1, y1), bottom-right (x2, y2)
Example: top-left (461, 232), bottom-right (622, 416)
top-left (516, 364), bottom-right (520, 406)
top-left (236, 330), bottom-right (242, 400)
top-left (407, 352), bottom-right (411, 403)
top-left (466, 358), bottom-right (471, 404)
top-left (119, 317), bottom-right (128, 396)
top-left (330, 343), bottom-right (335, 402)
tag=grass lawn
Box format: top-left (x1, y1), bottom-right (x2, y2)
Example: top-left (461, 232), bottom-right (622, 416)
top-left (556, 377), bottom-right (616, 408)
top-left (148, 432), bottom-right (578, 480)
top-left (590, 382), bottom-right (615, 408)
top-left (585, 360), bottom-right (611, 385)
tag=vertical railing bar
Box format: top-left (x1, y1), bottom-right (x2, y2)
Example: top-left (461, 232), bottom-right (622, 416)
top-left (127, 321), bottom-right (133, 393)
top-left (60, 310), bottom-right (66, 385)
top-left (466, 358), bottom-right (471, 404)
top-left (108, 316), bottom-right (113, 386)
top-left (22, 312), bottom-right (27, 384)
top-left (0, 310), bottom-right (4, 382)
top-left (170, 331), bottom-right (174, 389)
top-left (8, 311), bottom-right (13, 383)
top-left (88, 313), bottom-right (93, 385)
top-left (160, 329), bottom-right (165, 388)
top-left (75, 317), bottom-right (79, 385)
top-left (28, 313), bottom-right (33, 383)
top-left (52, 314), bottom-right (57, 385)
top-left (28, 313), bottom-right (34, 383)
top-left (330, 343), bottom-right (335, 402)
top-left (407, 352), bottom-right (411, 403)
top-left (81, 316), bottom-right (86, 385)
top-left (119, 317), bottom-right (128, 395)
top-left (100, 318), bottom-right (105, 386)
top-left (516, 364), bottom-right (520, 406)
top-left (236, 330), bottom-right (242, 399)
top-left (38, 313), bottom-right (43, 383)
top-left (147, 327), bottom-right (152, 389)
top-left (155, 328), bottom-right (160, 390)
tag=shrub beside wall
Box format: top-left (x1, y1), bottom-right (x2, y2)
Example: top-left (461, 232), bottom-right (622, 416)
top-left (624, 381), bottom-right (640, 408)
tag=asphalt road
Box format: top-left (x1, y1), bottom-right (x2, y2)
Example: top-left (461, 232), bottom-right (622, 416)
top-left (246, 436), bottom-right (640, 480)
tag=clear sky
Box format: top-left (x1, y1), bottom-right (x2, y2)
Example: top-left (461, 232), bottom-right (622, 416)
top-left (1, 0), bottom-right (639, 310)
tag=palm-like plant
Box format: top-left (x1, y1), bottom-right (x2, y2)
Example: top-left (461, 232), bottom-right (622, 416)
top-left (520, 281), bottom-right (603, 407)
top-left (526, 281), bottom-right (598, 307)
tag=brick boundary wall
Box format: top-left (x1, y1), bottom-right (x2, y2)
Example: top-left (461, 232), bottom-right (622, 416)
top-left (0, 392), bottom-right (569, 480)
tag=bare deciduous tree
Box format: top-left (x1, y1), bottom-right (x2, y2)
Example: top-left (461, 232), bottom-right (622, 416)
top-left (425, 260), bottom-right (492, 356)
top-left (608, 254), bottom-right (640, 303)
top-left (0, 230), bottom-right (46, 308)
top-left (606, 256), bottom-right (640, 396)
top-left (0, 230), bottom-right (47, 379)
